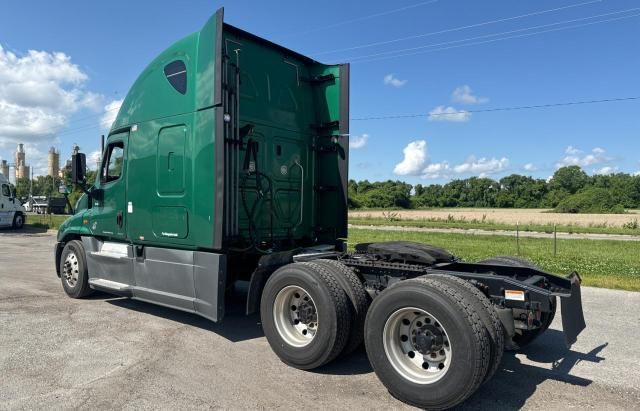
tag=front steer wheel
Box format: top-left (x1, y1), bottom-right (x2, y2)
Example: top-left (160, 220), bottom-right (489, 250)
top-left (365, 277), bottom-right (490, 410)
top-left (60, 240), bottom-right (93, 298)
top-left (260, 262), bottom-right (352, 370)
top-left (12, 213), bottom-right (24, 229)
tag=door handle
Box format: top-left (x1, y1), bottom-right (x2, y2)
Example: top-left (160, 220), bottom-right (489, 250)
top-left (116, 211), bottom-right (123, 228)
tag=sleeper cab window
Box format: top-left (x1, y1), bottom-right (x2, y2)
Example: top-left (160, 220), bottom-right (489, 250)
top-left (164, 60), bottom-right (187, 94)
top-left (102, 142), bottom-right (125, 183)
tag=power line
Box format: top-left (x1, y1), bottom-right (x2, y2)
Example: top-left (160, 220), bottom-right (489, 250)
top-left (347, 7), bottom-right (640, 62)
top-left (314, 0), bottom-right (601, 56)
top-left (353, 9), bottom-right (640, 63)
top-left (350, 96), bottom-right (640, 121)
top-left (283, 0), bottom-right (440, 37)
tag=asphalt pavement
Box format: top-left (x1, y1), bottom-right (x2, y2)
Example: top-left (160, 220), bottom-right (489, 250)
top-left (1, 228), bottom-right (639, 410)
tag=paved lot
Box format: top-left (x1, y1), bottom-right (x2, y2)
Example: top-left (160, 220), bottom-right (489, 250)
top-left (1, 229), bottom-right (639, 410)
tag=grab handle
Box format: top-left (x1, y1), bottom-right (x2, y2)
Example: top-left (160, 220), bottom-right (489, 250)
top-left (293, 159), bottom-right (304, 229)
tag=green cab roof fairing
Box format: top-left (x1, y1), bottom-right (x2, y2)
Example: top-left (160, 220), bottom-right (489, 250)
top-left (110, 8), bottom-right (330, 134)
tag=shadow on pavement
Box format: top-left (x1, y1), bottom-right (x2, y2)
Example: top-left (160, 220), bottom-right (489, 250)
top-left (104, 283), bottom-right (264, 343)
top-left (316, 345), bottom-right (373, 375)
top-left (0, 225), bottom-right (49, 235)
top-left (457, 330), bottom-right (607, 410)
top-left (101, 286), bottom-right (607, 387)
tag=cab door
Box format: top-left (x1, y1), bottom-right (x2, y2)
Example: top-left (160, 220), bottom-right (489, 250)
top-left (93, 133), bottom-right (128, 239)
top-left (0, 183), bottom-right (12, 227)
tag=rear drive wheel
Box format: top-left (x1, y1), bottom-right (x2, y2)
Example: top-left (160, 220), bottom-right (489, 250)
top-left (60, 240), bottom-right (93, 298)
top-left (365, 277), bottom-right (490, 410)
top-left (427, 274), bottom-right (504, 382)
top-left (260, 262), bottom-right (351, 370)
top-left (313, 259), bottom-right (371, 354)
top-left (479, 256), bottom-right (556, 348)
top-left (12, 213), bottom-right (24, 229)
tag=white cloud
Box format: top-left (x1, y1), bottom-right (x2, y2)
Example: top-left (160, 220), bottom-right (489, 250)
top-left (394, 140), bottom-right (427, 176)
top-left (556, 146), bottom-right (611, 168)
top-left (451, 85), bottom-right (488, 105)
top-left (419, 156), bottom-right (510, 179)
top-left (523, 163), bottom-right (537, 172)
top-left (349, 133), bottom-right (369, 149)
top-left (565, 145), bottom-right (581, 155)
top-left (0, 44), bottom-right (100, 147)
top-left (0, 44), bottom-right (112, 176)
top-left (88, 150), bottom-right (102, 170)
top-left (422, 162), bottom-right (450, 179)
top-left (428, 106), bottom-right (471, 122)
top-left (593, 166), bottom-right (618, 175)
top-left (100, 99), bottom-right (123, 130)
top-left (383, 73), bottom-right (407, 88)
top-left (633, 171), bottom-right (640, 177)
top-left (453, 156), bottom-right (509, 175)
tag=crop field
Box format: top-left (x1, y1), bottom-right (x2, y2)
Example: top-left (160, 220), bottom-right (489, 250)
top-left (349, 208), bottom-right (640, 235)
top-left (349, 208), bottom-right (640, 227)
top-left (348, 227), bottom-right (640, 292)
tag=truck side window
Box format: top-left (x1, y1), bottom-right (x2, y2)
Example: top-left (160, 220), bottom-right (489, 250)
top-left (102, 142), bottom-right (124, 183)
top-left (164, 60), bottom-right (187, 95)
top-left (1, 184), bottom-right (9, 197)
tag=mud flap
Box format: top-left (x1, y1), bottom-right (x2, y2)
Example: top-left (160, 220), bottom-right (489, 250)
top-left (561, 272), bottom-right (586, 347)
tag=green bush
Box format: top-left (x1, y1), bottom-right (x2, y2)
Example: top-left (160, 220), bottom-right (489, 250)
top-left (555, 187), bottom-right (625, 214)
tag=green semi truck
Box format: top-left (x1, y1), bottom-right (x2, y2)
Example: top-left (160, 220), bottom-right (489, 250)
top-left (55, 8), bottom-right (585, 409)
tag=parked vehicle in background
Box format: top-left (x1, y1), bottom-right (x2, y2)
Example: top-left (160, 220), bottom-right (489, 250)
top-left (29, 196), bottom-right (48, 214)
top-left (47, 197), bottom-right (68, 215)
top-left (0, 174), bottom-right (26, 229)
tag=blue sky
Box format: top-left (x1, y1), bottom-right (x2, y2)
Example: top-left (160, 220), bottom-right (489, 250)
top-left (0, 0), bottom-right (638, 183)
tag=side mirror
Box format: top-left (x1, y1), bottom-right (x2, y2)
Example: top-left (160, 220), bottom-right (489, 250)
top-left (72, 153), bottom-right (86, 184)
top-left (91, 187), bottom-right (104, 202)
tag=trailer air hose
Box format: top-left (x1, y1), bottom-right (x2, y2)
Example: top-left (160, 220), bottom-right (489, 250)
top-left (239, 138), bottom-right (275, 253)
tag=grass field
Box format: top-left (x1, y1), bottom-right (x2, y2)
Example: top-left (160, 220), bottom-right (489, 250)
top-left (349, 208), bottom-right (640, 235)
top-left (26, 213), bottom-right (69, 230)
top-left (348, 227), bottom-right (640, 292)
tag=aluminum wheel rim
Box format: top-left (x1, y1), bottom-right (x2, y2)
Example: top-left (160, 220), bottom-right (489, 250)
top-left (63, 252), bottom-right (80, 288)
top-left (15, 215), bottom-right (23, 226)
top-left (273, 285), bottom-right (318, 347)
top-left (383, 307), bottom-right (452, 384)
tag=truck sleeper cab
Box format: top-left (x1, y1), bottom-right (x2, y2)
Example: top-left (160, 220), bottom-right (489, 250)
top-left (54, 8), bottom-right (585, 410)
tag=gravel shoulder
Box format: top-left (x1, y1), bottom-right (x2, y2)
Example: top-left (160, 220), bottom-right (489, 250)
top-left (1, 230), bottom-right (639, 410)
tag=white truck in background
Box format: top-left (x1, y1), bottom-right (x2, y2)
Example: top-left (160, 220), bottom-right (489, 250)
top-left (0, 174), bottom-right (25, 229)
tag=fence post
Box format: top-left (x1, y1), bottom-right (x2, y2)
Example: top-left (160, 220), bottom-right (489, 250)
top-left (516, 221), bottom-right (520, 256)
top-left (553, 224), bottom-right (557, 257)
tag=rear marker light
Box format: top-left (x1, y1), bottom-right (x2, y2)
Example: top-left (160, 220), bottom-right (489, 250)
top-left (505, 290), bottom-right (525, 301)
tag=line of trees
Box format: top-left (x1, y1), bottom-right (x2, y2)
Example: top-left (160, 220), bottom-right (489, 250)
top-left (348, 166), bottom-right (640, 213)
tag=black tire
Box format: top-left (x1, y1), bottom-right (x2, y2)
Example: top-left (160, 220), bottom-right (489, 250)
top-left (479, 256), bottom-right (557, 348)
top-left (59, 240), bottom-right (93, 298)
top-left (313, 259), bottom-right (371, 355)
top-left (260, 262), bottom-right (352, 370)
top-left (479, 256), bottom-right (538, 269)
top-left (427, 274), bottom-right (504, 382)
top-left (12, 212), bottom-right (24, 229)
top-left (365, 277), bottom-right (490, 410)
